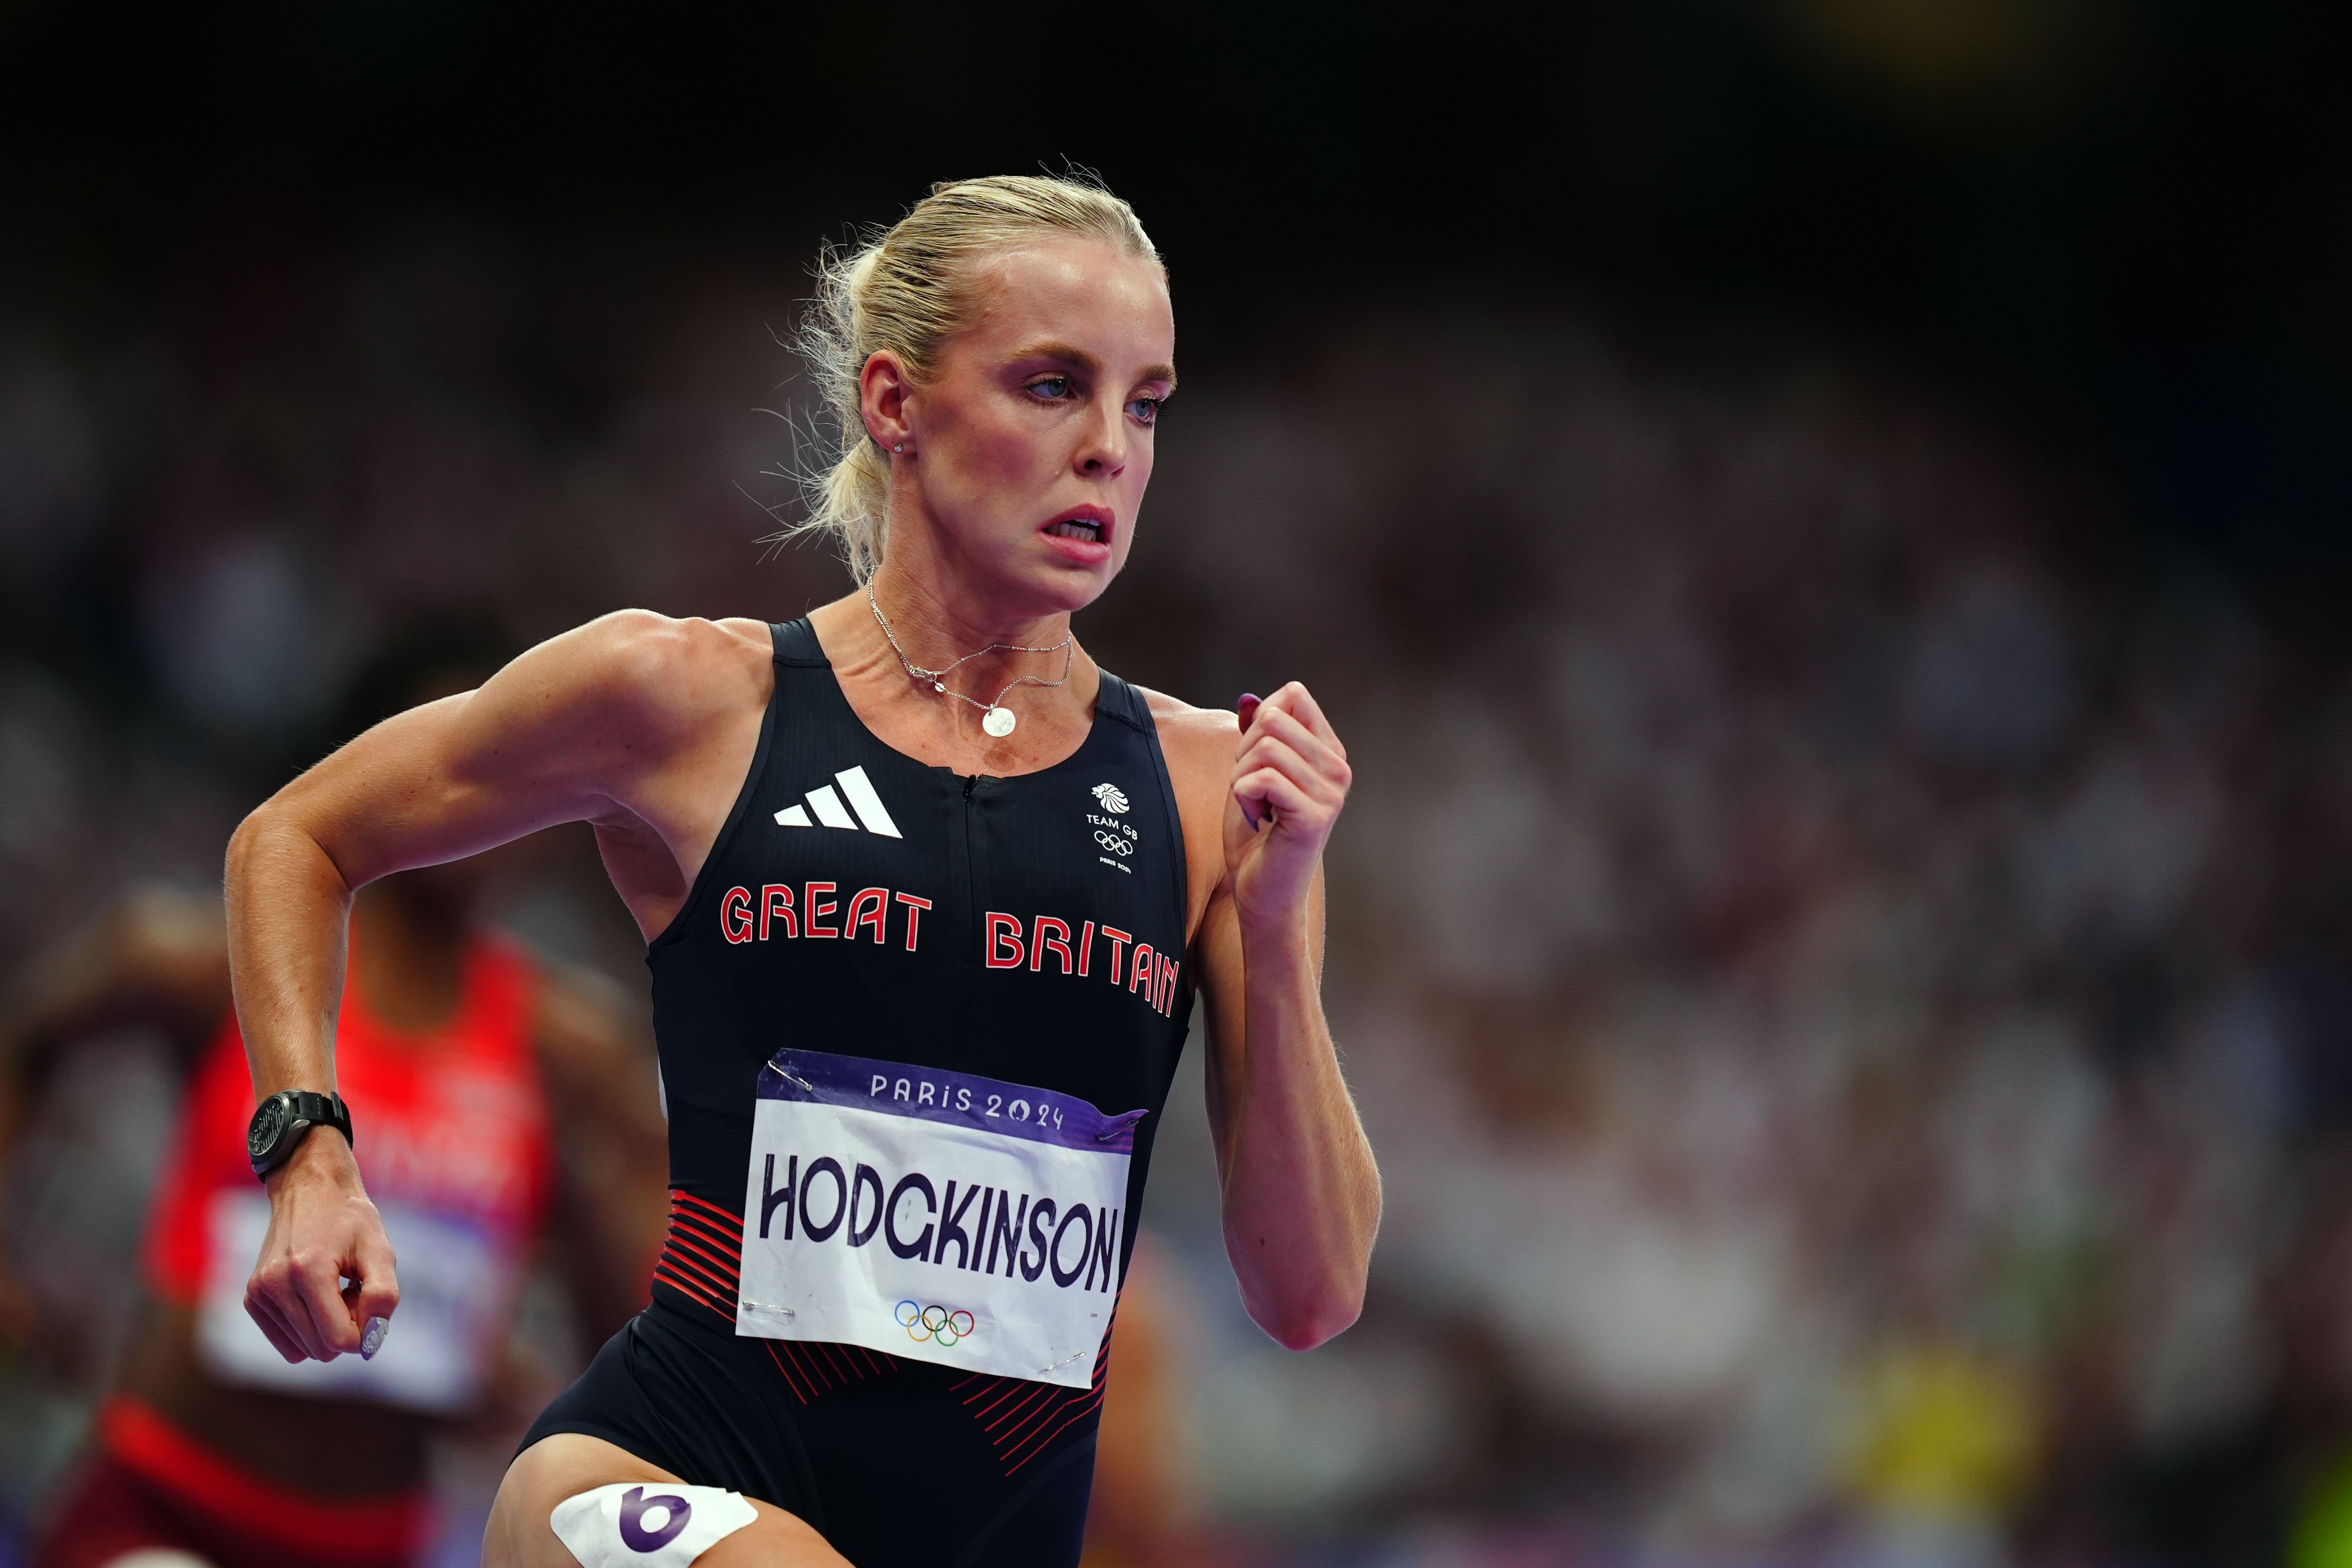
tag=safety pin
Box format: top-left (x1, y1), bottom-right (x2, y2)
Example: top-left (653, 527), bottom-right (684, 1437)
top-left (738, 1298), bottom-right (799, 1318)
top-left (1033, 1348), bottom-right (1088, 1376)
top-left (763, 1061), bottom-right (817, 1093)
top-left (1096, 1110), bottom-right (1147, 1143)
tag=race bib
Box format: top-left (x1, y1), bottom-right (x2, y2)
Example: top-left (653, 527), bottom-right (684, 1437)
top-left (196, 1189), bottom-right (509, 1414)
top-left (736, 1049), bottom-right (1143, 1390)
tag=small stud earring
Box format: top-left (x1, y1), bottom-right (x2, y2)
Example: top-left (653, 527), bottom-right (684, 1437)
top-left (893, 444), bottom-right (904, 453)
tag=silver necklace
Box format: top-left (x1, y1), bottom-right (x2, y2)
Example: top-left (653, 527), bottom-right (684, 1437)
top-left (867, 583), bottom-right (1074, 737)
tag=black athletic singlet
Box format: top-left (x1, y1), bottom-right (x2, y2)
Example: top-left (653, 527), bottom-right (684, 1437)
top-left (524, 617), bottom-right (1195, 1568)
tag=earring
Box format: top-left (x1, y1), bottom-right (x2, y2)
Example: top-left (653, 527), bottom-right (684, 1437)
top-left (893, 444), bottom-right (904, 453)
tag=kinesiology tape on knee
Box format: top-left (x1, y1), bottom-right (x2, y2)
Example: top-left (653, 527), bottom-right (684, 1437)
top-left (551, 1483), bottom-right (757, 1568)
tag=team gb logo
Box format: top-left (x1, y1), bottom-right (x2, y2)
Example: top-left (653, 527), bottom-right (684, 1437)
top-left (1091, 783), bottom-right (1131, 815)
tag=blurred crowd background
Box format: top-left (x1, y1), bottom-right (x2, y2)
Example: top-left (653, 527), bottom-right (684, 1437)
top-left (3, 2), bottom-right (2348, 1565)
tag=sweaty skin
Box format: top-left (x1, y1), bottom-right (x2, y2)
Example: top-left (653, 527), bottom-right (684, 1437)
top-left (225, 235), bottom-right (1379, 1567)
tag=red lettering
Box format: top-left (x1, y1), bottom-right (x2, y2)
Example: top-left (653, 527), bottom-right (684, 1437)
top-left (847, 886), bottom-right (888, 944)
top-left (805, 882), bottom-right (840, 938)
top-left (721, 887), bottom-right (755, 944)
top-left (1032, 916), bottom-right (1073, 975)
top-left (1158, 952), bottom-right (1180, 1015)
top-left (985, 912), bottom-right (1025, 969)
top-left (760, 884), bottom-right (796, 941)
top-left (1128, 943), bottom-right (1155, 998)
top-left (894, 893), bottom-right (931, 951)
top-left (1077, 920), bottom-right (1095, 977)
top-left (1102, 926), bottom-right (1132, 984)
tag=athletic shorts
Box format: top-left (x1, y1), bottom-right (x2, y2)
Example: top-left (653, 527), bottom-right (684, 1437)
top-left (29, 1399), bottom-right (429, 1568)
top-left (521, 1296), bottom-right (1100, 1568)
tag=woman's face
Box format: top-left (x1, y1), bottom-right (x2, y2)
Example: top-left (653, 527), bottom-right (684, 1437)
top-left (876, 236), bottom-right (1176, 616)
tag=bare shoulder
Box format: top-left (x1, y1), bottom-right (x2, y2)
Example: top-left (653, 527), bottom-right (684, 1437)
top-left (493, 611), bottom-right (773, 745)
top-left (1135, 686), bottom-right (1239, 798)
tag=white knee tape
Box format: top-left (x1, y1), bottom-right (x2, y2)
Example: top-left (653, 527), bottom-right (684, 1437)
top-left (551, 1483), bottom-right (758, 1568)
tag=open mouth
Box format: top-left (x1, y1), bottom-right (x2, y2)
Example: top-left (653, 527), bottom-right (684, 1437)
top-left (1046, 517), bottom-right (1106, 544)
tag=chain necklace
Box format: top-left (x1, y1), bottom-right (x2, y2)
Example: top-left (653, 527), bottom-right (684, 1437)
top-left (867, 582), bottom-right (1074, 737)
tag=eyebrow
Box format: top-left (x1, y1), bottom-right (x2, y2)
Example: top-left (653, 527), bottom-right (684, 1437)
top-left (1016, 341), bottom-right (1179, 391)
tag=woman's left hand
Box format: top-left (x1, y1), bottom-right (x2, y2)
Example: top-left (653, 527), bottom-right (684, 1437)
top-left (1225, 682), bottom-right (1351, 937)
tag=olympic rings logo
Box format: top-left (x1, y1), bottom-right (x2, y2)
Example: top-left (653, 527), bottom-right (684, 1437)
top-left (1093, 830), bottom-right (1135, 856)
top-left (896, 1300), bottom-right (976, 1347)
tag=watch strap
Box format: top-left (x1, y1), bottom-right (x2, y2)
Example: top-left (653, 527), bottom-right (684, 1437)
top-left (249, 1089), bottom-right (355, 1180)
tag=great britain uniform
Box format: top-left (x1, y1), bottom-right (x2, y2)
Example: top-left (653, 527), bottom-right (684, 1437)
top-left (522, 618), bottom-right (1196, 1568)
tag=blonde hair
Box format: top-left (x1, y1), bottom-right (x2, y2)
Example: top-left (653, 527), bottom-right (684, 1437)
top-left (791, 174), bottom-right (1161, 582)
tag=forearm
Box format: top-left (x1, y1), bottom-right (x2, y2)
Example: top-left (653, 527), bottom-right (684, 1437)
top-left (225, 803), bottom-right (358, 1098)
top-left (1218, 925), bottom-right (1381, 1350)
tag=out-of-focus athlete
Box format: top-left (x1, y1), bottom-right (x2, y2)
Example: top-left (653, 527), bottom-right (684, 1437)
top-left (222, 175), bottom-right (1382, 1568)
top-left (0, 624), bottom-right (668, 1568)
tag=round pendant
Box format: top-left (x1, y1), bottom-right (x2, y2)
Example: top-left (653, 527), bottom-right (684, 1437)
top-left (982, 705), bottom-right (1017, 738)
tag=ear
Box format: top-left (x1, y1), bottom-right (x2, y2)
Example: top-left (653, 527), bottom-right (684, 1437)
top-left (859, 350), bottom-right (915, 452)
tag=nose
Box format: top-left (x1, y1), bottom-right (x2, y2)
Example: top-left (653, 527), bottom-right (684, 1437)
top-left (1075, 396), bottom-right (1126, 480)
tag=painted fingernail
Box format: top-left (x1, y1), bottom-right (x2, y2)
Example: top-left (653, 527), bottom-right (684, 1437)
top-left (1241, 802), bottom-right (1259, 830)
top-left (360, 1316), bottom-right (391, 1360)
top-left (1238, 693), bottom-right (1261, 730)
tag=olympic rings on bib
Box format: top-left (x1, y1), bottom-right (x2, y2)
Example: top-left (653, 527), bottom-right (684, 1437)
top-left (895, 1300), bottom-right (976, 1347)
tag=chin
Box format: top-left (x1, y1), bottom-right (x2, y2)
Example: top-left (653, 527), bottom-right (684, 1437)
top-left (1029, 566), bottom-right (1115, 615)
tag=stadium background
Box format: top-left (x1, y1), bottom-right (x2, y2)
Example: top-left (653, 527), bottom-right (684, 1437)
top-left (3, 3), bottom-right (2349, 1563)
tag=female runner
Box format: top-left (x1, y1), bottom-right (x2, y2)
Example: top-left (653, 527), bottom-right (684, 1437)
top-left (224, 174), bottom-right (1380, 1568)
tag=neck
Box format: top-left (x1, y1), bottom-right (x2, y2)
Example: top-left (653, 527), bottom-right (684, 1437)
top-left (865, 566), bottom-right (1077, 705)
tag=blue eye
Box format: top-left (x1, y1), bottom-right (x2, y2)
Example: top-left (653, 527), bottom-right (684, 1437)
top-left (1127, 397), bottom-right (1160, 425)
top-left (1029, 377), bottom-right (1072, 399)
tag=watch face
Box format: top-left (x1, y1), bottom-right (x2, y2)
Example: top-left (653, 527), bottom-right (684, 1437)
top-left (249, 1096), bottom-right (288, 1160)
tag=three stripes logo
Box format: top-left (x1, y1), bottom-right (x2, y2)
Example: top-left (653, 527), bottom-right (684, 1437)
top-left (775, 766), bottom-right (901, 838)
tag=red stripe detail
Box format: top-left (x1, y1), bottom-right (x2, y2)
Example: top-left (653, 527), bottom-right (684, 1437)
top-left (662, 1232), bottom-right (741, 1292)
top-left (962, 1376), bottom-right (1027, 1422)
top-left (979, 1382), bottom-right (1056, 1436)
top-left (656, 1241), bottom-right (737, 1300)
top-left (651, 1259), bottom-right (724, 1305)
top-left (673, 1190), bottom-right (744, 1231)
top-left (670, 1207), bottom-right (743, 1261)
top-left (102, 1398), bottom-right (432, 1559)
top-left (1003, 1394), bottom-right (1107, 1473)
top-left (799, 1344), bottom-right (839, 1395)
top-left (993, 1391), bottom-right (1068, 1448)
top-left (764, 1340), bottom-right (813, 1404)
top-left (652, 1265), bottom-right (732, 1321)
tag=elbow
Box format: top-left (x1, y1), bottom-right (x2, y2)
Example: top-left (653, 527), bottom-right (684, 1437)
top-left (225, 801), bottom-right (349, 902)
top-left (1272, 1304), bottom-right (1360, 1353)
top-left (223, 805), bottom-right (272, 887)
top-left (1249, 1274), bottom-right (1366, 1353)
top-left (225, 802), bottom-right (298, 886)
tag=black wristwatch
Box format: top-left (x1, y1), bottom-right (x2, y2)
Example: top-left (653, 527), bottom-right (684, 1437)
top-left (247, 1090), bottom-right (354, 1181)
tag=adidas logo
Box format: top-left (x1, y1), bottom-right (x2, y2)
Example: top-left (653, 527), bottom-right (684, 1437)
top-left (775, 766), bottom-right (902, 838)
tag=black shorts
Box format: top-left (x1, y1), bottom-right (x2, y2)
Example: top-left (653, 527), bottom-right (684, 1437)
top-left (521, 1296), bottom-right (1100, 1568)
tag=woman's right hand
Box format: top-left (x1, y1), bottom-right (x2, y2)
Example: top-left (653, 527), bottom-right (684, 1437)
top-left (244, 1128), bottom-right (400, 1362)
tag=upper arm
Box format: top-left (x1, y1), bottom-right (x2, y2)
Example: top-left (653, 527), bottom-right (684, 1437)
top-left (248, 611), bottom-right (769, 894)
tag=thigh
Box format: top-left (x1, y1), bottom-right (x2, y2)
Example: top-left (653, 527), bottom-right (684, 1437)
top-left (485, 1434), bottom-right (849, 1568)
